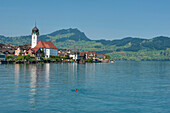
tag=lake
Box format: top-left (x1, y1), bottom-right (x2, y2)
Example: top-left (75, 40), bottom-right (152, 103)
top-left (0, 61), bottom-right (170, 113)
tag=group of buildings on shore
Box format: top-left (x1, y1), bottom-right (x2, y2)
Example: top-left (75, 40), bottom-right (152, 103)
top-left (0, 25), bottom-right (107, 62)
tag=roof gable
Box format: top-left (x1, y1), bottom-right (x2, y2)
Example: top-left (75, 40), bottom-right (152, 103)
top-left (32, 41), bottom-right (58, 53)
top-left (34, 41), bottom-right (58, 49)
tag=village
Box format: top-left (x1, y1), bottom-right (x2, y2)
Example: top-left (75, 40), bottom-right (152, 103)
top-left (0, 25), bottom-right (111, 64)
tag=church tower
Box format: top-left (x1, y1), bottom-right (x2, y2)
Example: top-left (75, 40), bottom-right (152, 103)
top-left (31, 23), bottom-right (39, 48)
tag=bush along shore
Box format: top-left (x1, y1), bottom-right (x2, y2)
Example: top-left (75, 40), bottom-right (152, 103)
top-left (0, 55), bottom-right (110, 64)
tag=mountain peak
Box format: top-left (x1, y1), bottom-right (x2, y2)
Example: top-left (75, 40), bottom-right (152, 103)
top-left (42, 28), bottom-right (91, 42)
top-left (49, 28), bottom-right (83, 36)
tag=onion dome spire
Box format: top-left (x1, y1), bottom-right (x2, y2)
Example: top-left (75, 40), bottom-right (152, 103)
top-left (32, 21), bottom-right (39, 35)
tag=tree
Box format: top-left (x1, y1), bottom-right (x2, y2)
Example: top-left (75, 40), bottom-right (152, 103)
top-left (65, 55), bottom-right (70, 59)
top-left (16, 55), bottom-right (24, 61)
top-left (55, 57), bottom-right (61, 61)
top-left (105, 54), bottom-right (110, 59)
top-left (19, 52), bottom-right (22, 56)
top-left (25, 55), bottom-right (30, 61)
top-left (86, 58), bottom-right (93, 62)
top-left (6, 55), bottom-right (15, 61)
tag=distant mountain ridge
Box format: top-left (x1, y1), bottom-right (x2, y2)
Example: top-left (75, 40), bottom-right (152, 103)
top-left (96, 36), bottom-right (170, 51)
top-left (0, 28), bottom-right (170, 53)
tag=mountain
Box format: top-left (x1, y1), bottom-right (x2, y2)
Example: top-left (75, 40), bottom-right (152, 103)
top-left (40, 28), bottom-right (91, 42)
top-left (95, 36), bottom-right (170, 52)
top-left (0, 28), bottom-right (170, 60)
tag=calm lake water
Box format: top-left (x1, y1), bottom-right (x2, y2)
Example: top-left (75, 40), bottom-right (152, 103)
top-left (0, 61), bottom-right (170, 113)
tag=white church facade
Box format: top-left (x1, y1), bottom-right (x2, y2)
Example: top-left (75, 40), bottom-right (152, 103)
top-left (31, 26), bottom-right (39, 48)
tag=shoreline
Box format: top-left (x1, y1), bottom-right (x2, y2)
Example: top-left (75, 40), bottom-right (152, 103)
top-left (0, 60), bottom-right (106, 64)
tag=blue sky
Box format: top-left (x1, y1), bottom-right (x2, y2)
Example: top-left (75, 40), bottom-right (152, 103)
top-left (0, 0), bottom-right (170, 40)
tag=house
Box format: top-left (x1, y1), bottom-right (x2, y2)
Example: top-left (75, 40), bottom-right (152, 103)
top-left (87, 51), bottom-right (96, 59)
top-left (0, 43), bottom-right (5, 48)
top-left (27, 49), bottom-right (36, 57)
top-left (30, 48), bottom-right (42, 60)
top-left (0, 43), bottom-right (16, 55)
top-left (14, 43), bottom-right (31, 56)
top-left (14, 48), bottom-right (28, 56)
top-left (67, 49), bottom-right (79, 54)
top-left (18, 43), bottom-right (31, 50)
top-left (67, 49), bottom-right (79, 60)
top-left (15, 48), bottom-right (22, 56)
top-left (32, 41), bottom-right (58, 58)
top-left (58, 49), bottom-right (79, 57)
top-left (58, 49), bottom-right (68, 57)
top-left (1, 48), bottom-right (15, 55)
top-left (2, 44), bottom-right (15, 49)
top-left (79, 51), bottom-right (87, 60)
top-left (69, 52), bottom-right (79, 61)
top-left (96, 54), bottom-right (105, 59)
top-left (0, 54), bottom-right (6, 61)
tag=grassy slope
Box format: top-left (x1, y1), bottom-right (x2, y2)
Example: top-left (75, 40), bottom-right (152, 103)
top-left (54, 40), bottom-right (170, 61)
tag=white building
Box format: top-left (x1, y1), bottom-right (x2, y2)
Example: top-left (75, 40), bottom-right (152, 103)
top-left (69, 52), bottom-right (79, 61)
top-left (31, 25), bottom-right (39, 48)
top-left (32, 41), bottom-right (58, 58)
top-left (43, 48), bottom-right (58, 58)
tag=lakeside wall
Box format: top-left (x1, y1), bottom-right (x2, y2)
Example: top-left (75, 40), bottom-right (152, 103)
top-left (0, 60), bottom-right (104, 64)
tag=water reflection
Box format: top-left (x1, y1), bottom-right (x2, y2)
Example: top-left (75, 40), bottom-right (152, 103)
top-left (29, 65), bottom-right (38, 95)
top-left (68, 63), bottom-right (78, 80)
top-left (14, 63), bottom-right (98, 90)
top-left (85, 63), bottom-right (96, 77)
top-left (28, 64), bottom-right (38, 109)
top-left (14, 64), bottom-right (20, 85)
top-left (45, 63), bottom-right (50, 83)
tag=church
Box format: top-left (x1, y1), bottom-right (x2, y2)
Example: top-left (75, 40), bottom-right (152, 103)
top-left (15, 24), bottom-right (58, 60)
top-left (31, 25), bottom-right (58, 59)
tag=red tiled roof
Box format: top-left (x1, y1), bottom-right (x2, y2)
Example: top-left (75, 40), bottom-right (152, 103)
top-left (87, 51), bottom-right (96, 55)
top-left (84, 51), bottom-right (88, 54)
top-left (79, 51), bottom-right (85, 56)
top-left (32, 41), bottom-right (58, 53)
top-left (35, 41), bottom-right (58, 49)
top-left (32, 48), bottom-right (39, 53)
